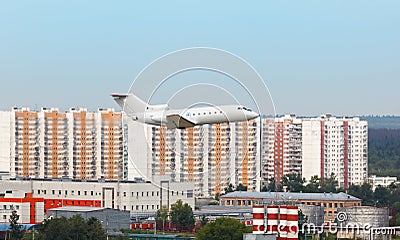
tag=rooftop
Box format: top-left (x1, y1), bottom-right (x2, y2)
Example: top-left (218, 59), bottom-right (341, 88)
top-left (221, 191), bottom-right (360, 201)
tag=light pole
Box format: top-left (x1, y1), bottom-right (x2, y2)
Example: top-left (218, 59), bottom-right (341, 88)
top-left (148, 217), bottom-right (156, 235)
top-left (101, 219), bottom-right (109, 240)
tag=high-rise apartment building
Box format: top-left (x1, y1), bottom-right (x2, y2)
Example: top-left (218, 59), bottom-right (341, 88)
top-left (6, 107), bottom-right (124, 180)
top-left (40, 108), bottom-right (68, 179)
top-left (262, 115), bottom-right (368, 189)
top-left (321, 115), bottom-right (368, 188)
top-left (0, 111), bottom-right (11, 172)
top-left (147, 120), bottom-right (259, 197)
top-left (262, 115), bottom-right (302, 184)
top-left (10, 108), bottom-right (40, 178)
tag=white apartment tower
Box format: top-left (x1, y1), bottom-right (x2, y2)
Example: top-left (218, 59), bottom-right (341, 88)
top-left (0, 111), bottom-right (11, 172)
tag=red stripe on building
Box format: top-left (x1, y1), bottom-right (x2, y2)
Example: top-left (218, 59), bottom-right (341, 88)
top-left (44, 198), bottom-right (101, 212)
top-left (320, 121), bottom-right (325, 179)
top-left (344, 121), bottom-right (349, 189)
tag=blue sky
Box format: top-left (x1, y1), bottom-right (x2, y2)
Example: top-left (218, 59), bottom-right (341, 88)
top-left (0, 1), bottom-right (399, 115)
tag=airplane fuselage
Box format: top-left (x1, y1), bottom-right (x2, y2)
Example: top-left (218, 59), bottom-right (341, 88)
top-left (140, 105), bottom-right (258, 126)
top-left (111, 93), bottom-right (259, 129)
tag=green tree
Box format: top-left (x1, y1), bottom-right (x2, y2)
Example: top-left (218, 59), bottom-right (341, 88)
top-left (156, 205), bottom-right (169, 229)
top-left (298, 209), bottom-right (308, 240)
top-left (224, 184), bottom-right (234, 194)
top-left (170, 200), bottom-right (195, 231)
top-left (86, 217), bottom-right (107, 240)
top-left (374, 186), bottom-right (390, 207)
top-left (37, 217), bottom-right (72, 240)
top-left (304, 175), bottom-right (321, 193)
top-left (196, 217), bottom-right (251, 240)
top-left (199, 215), bottom-right (209, 228)
top-left (282, 173), bottom-right (305, 192)
top-left (360, 182), bottom-right (374, 205)
top-left (9, 209), bottom-right (24, 240)
top-left (261, 185), bottom-right (268, 192)
top-left (320, 173), bottom-right (338, 193)
top-left (36, 215), bottom-right (107, 240)
top-left (236, 184), bottom-right (248, 191)
top-left (70, 214), bottom-right (89, 240)
top-left (374, 186), bottom-right (391, 206)
top-left (264, 178), bottom-right (283, 192)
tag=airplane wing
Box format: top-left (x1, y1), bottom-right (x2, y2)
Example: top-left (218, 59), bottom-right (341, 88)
top-left (166, 114), bottom-right (195, 129)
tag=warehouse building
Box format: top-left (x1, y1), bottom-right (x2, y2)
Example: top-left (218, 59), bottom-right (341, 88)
top-left (0, 178), bottom-right (195, 215)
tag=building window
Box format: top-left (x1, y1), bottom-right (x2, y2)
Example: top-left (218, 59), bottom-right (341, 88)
top-left (123, 192), bottom-right (126, 197)
top-left (78, 191), bottom-right (80, 196)
top-left (187, 190), bottom-right (193, 198)
top-left (84, 191), bottom-right (87, 196)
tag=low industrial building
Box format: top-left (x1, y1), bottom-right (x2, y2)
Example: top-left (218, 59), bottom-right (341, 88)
top-left (219, 191), bottom-right (361, 223)
top-left (0, 178), bottom-right (195, 214)
top-left (367, 175), bottom-right (398, 190)
top-left (47, 206), bottom-right (130, 230)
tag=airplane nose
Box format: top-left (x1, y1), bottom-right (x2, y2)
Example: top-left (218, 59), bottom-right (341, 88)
top-left (247, 111), bottom-right (259, 120)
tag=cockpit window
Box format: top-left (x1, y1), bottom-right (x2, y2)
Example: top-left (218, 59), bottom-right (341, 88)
top-left (238, 106), bottom-right (252, 112)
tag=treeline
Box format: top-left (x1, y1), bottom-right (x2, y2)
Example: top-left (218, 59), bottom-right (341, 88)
top-left (369, 128), bottom-right (400, 178)
top-left (261, 173), bottom-right (339, 193)
top-left (8, 214), bottom-right (107, 240)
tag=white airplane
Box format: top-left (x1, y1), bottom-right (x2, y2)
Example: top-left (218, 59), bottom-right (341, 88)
top-left (111, 93), bottom-right (259, 129)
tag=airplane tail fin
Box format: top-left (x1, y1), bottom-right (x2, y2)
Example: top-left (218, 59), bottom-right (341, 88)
top-left (111, 93), bottom-right (147, 114)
